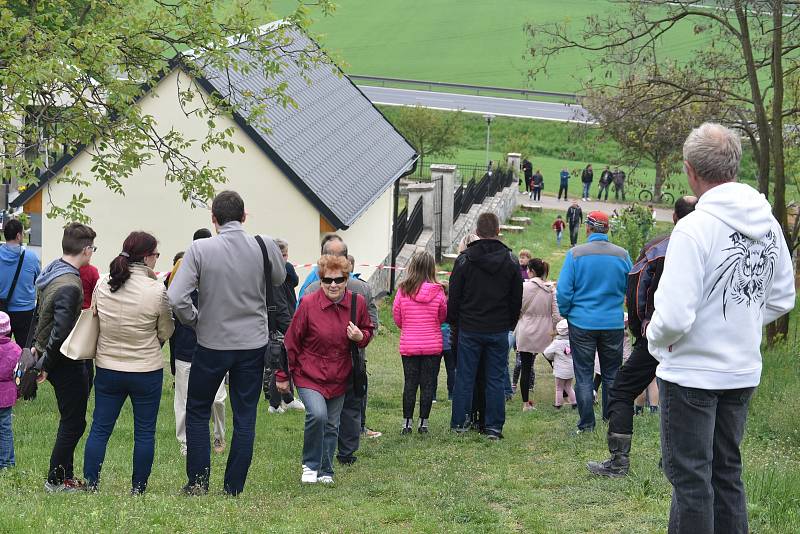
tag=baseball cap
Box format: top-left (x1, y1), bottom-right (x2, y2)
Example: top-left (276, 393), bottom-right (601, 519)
top-left (586, 211), bottom-right (610, 231)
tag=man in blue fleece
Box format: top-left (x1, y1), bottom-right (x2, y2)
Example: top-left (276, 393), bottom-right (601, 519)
top-left (557, 211), bottom-right (632, 433)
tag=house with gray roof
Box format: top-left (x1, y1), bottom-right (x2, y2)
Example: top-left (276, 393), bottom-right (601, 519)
top-left (12, 23), bottom-right (418, 288)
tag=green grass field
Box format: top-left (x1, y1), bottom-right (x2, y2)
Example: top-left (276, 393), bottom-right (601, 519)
top-left (3, 209), bottom-right (797, 532)
top-left (271, 0), bottom-right (710, 92)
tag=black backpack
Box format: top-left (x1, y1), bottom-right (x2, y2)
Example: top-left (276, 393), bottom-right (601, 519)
top-left (349, 292), bottom-right (368, 399)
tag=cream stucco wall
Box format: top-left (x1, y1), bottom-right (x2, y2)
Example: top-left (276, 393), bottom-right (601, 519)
top-left (335, 186), bottom-right (394, 284)
top-left (36, 69), bottom-right (327, 274)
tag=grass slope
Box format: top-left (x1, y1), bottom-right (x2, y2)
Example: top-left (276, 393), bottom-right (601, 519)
top-left (2, 209), bottom-right (797, 532)
top-left (271, 0), bottom-right (710, 92)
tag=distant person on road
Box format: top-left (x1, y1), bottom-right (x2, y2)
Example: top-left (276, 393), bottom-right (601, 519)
top-left (530, 170), bottom-right (544, 201)
top-left (581, 164), bottom-right (594, 201)
top-left (552, 215), bottom-right (566, 247)
top-left (598, 166), bottom-right (613, 201)
top-left (566, 201), bottom-right (583, 247)
top-left (522, 158), bottom-right (533, 193)
top-left (558, 168), bottom-right (570, 200)
top-left (613, 168), bottom-right (627, 201)
top-left (557, 211), bottom-right (632, 434)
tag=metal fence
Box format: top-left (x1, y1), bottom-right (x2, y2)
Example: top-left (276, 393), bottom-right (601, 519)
top-left (451, 169), bottom-right (514, 222)
top-left (414, 161), bottom-right (490, 183)
top-left (351, 75), bottom-right (578, 103)
top-left (393, 197), bottom-right (424, 255)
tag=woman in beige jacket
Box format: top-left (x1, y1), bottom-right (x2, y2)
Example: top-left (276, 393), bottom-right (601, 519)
top-left (514, 258), bottom-right (560, 411)
top-left (83, 231), bottom-right (174, 494)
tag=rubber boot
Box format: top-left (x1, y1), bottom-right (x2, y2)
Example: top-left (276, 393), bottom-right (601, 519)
top-left (586, 433), bottom-right (632, 478)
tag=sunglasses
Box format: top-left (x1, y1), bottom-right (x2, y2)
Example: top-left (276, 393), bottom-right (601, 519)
top-left (85, 245), bottom-right (98, 252)
top-left (320, 276), bottom-right (347, 286)
top-left (149, 252), bottom-right (161, 258)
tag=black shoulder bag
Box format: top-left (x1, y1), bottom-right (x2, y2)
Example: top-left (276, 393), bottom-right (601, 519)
top-left (349, 292), bottom-right (368, 399)
top-left (255, 236), bottom-right (288, 374)
top-left (0, 249), bottom-right (26, 312)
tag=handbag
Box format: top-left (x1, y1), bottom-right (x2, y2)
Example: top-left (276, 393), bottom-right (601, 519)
top-left (15, 302), bottom-right (41, 400)
top-left (0, 249), bottom-right (25, 312)
top-left (61, 283), bottom-right (100, 361)
top-left (349, 292), bottom-right (368, 399)
top-left (255, 236), bottom-right (288, 373)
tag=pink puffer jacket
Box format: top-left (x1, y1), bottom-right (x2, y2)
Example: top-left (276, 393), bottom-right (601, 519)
top-left (393, 282), bottom-right (447, 356)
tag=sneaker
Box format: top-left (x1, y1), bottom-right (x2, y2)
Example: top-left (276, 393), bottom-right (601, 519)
top-left (301, 466), bottom-right (318, 484)
top-left (285, 399), bottom-right (305, 411)
top-left (522, 401), bottom-right (535, 412)
top-left (181, 483), bottom-right (208, 496)
top-left (364, 428), bottom-right (382, 439)
top-left (552, 404), bottom-right (562, 410)
top-left (268, 405), bottom-right (285, 414)
top-left (180, 444), bottom-right (188, 456)
top-left (485, 429), bottom-right (504, 441)
top-left (44, 480), bottom-right (85, 494)
top-left (337, 456), bottom-right (357, 466)
top-left (650, 405), bottom-right (660, 414)
top-left (401, 426), bottom-right (412, 435)
top-left (318, 475), bottom-right (334, 484)
top-left (213, 438), bottom-right (225, 454)
top-left (451, 425), bottom-right (470, 434)
top-left (431, 399), bottom-right (437, 404)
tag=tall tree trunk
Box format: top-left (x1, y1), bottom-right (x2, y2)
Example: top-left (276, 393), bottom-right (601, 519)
top-left (734, 0), bottom-right (771, 197)
top-left (653, 156), bottom-right (667, 204)
top-left (766, 0), bottom-right (790, 344)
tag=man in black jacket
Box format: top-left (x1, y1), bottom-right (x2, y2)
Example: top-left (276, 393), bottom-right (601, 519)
top-left (581, 164), bottom-right (593, 201)
top-left (587, 196), bottom-right (697, 477)
top-left (448, 212), bottom-right (523, 439)
top-left (566, 201), bottom-right (584, 247)
top-left (598, 166), bottom-right (613, 201)
top-left (33, 223), bottom-right (96, 492)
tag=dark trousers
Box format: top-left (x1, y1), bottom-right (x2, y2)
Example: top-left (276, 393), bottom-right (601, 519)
top-left (558, 183), bottom-right (569, 200)
top-left (607, 338), bottom-right (659, 435)
top-left (186, 345), bottom-right (264, 495)
top-left (659, 379), bottom-right (754, 534)
top-left (440, 349), bottom-right (456, 399)
top-left (512, 351), bottom-right (536, 390)
top-left (518, 352), bottom-right (536, 403)
top-left (83, 367), bottom-right (162, 493)
top-left (47, 359), bottom-right (93, 484)
top-left (531, 188), bottom-right (542, 201)
top-left (524, 177), bottom-right (531, 192)
top-left (615, 183), bottom-right (626, 200)
top-left (569, 225), bottom-right (580, 246)
top-left (451, 330), bottom-right (508, 432)
top-left (401, 355), bottom-right (441, 419)
top-left (336, 385), bottom-right (363, 461)
top-left (568, 324), bottom-right (623, 431)
top-left (8, 309), bottom-right (34, 347)
top-left (598, 183), bottom-right (609, 200)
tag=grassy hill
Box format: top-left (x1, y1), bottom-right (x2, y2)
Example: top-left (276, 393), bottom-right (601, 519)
top-left (271, 0), bottom-right (710, 92)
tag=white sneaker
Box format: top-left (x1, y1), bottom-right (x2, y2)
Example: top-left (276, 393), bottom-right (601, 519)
top-left (318, 475), bottom-right (334, 484)
top-left (301, 465), bottom-right (318, 484)
top-left (180, 444), bottom-right (188, 456)
top-left (285, 399), bottom-right (305, 411)
top-left (268, 405), bottom-right (286, 414)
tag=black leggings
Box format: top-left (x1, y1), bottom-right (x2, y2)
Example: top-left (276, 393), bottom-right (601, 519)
top-left (402, 355), bottom-right (441, 419)
top-left (519, 352), bottom-right (536, 403)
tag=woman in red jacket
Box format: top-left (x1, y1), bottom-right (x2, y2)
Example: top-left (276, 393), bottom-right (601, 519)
top-left (276, 255), bottom-right (373, 485)
top-left (392, 251), bottom-right (447, 435)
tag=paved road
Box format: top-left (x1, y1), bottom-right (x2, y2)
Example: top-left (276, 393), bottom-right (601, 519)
top-left (359, 85), bottom-right (592, 123)
top-left (519, 191), bottom-right (674, 223)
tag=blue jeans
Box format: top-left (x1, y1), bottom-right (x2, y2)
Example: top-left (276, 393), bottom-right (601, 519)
top-left (0, 407), bottom-right (13, 468)
top-left (582, 183), bottom-right (591, 198)
top-left (568, 323), bottom-right (623, 430)
top-left (659, 379), bottom-right (754, 534)
top-left (83, 367), bottom-right (162, 492)
top-left (186, 345), bottom-right (264, 495)
top-left (450, 330), bottom-right (509, 433)
top-left (297, 387), bottom-right (345, 477)
top-left (556, 231), bottom-right (563, 246)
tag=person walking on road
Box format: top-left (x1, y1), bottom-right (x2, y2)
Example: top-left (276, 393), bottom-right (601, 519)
top-left (557, 211), bottom-right (632, 434)
top-left (581, 164), bottom-right (594, 201)
top-left (647, 123), bottom-right (795, 534)
top-left (566, 201), bottom-right (583, 247)
top-left (587, 195), bottom-right (697, 478)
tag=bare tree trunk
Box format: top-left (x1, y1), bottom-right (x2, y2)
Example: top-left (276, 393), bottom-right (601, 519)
top-left (653, 157), bottom-right (667, 204)
top-left (766, 0), bottom-right (789, 344)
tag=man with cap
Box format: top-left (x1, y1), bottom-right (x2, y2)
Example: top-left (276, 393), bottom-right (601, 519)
top-left (557, 211), bottom-right (632, 433)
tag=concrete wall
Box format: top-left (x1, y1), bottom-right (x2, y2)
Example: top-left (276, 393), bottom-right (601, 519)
top-left (450, 183), bottom-right (518, 254)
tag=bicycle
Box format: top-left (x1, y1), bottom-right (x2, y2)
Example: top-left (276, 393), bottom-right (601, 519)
top-left (639, 187), bottom-right (674, 205)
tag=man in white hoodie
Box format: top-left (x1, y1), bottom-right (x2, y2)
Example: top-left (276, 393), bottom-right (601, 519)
top-left (647, 123), bottom-right (796, 534)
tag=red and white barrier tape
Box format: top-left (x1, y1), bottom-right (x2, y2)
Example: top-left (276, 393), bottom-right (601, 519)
top-left (291, 262), bottom-right (452, 276)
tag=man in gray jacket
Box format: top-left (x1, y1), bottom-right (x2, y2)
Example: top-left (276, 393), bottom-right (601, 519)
top-left (304, 252), bottom-right (380, 465)
top-left (167, 190), bottom-right (285, 496)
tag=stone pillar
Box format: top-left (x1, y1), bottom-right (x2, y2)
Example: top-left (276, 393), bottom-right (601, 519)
top-left (507, 152), bottom-right (521, 181)
top-left (431, 164), bottom-right (457, 259)
top-left (406, 182), bottom-right (435, 230)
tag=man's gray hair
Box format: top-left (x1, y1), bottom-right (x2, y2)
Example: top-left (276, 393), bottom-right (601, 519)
top-left (274, 238), bottom-right (288, 253)
top-left (683, 123), bottom-right (741, 184)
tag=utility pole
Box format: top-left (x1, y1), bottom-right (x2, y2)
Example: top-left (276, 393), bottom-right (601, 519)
top-left (483, 114), bottom-right (494, 167)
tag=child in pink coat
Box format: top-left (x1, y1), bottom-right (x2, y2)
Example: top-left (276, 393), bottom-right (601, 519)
top-left (393, 251), bottom-right (447, 434)
top-left (0, 311), bottom-right (22, 468)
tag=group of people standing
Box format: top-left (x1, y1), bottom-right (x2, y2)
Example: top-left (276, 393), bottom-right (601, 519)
top-left (520, 158), bottom-right (628, 203)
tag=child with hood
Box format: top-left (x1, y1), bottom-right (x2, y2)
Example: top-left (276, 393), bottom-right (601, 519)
top-left (393, 251), bottom-right (447, 434)
top-left (0, 311), bottom-right (22, 468)
top-left (544, 319), bottom-right (576, 409)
